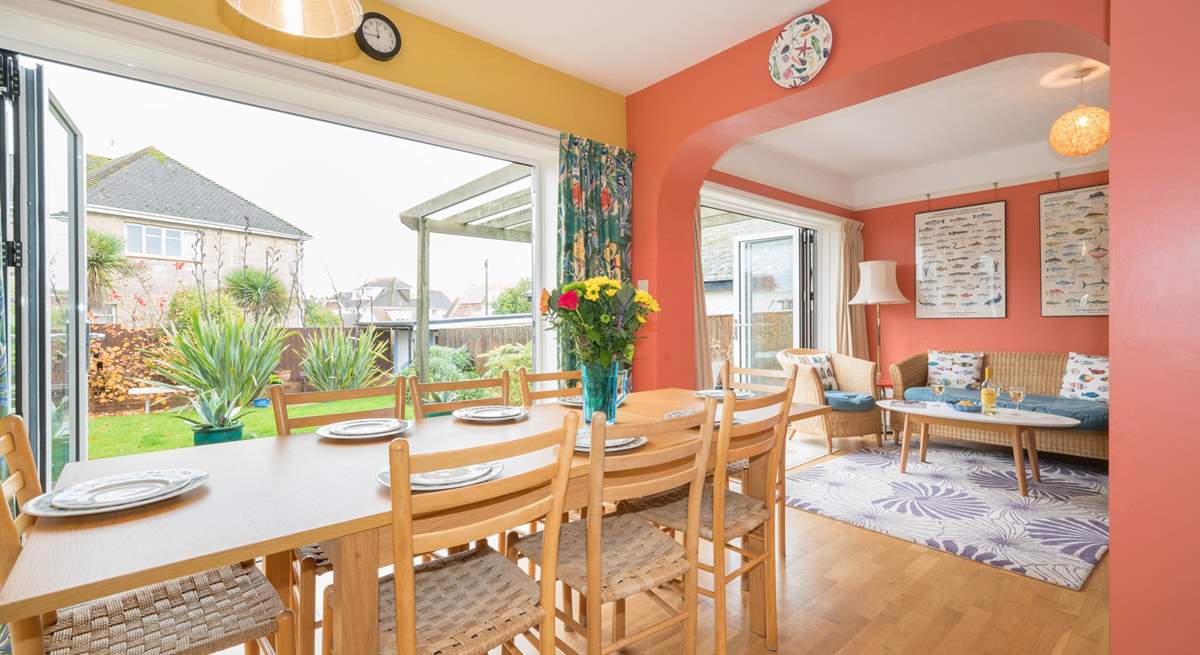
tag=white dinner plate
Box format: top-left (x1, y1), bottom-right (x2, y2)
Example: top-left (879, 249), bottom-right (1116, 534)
top-left (51, 469), bottom-right (197, 510)
top-left (664, 409), bottom-right (743, 426)
top-left (695, 389), bottom-right (754, 400)
top-left (376, 462), bottom-right (504, 490)
top-left (328, 418), bottom-right (406, 436)
top-left (574, 436), bottom-right (647, 453)
top-left (317, 419), bottom-right (412, 441)
top-left (25, 470), bottom-right (209, 518)
top-left (452, 406), bottom-right (527, 422)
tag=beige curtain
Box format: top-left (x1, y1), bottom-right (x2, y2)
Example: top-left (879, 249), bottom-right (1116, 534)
top-left (837, 220), bottom-right (869, 360)
top-left (692, 203), bottom-right (714, 388)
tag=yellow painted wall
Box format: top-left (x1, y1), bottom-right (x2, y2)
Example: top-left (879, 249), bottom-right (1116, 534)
top-left (109, 0), bottom-right (627, 146)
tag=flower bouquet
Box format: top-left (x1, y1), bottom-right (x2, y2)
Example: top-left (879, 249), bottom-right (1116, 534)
top-left (541, 276), bottom-right (660, 423)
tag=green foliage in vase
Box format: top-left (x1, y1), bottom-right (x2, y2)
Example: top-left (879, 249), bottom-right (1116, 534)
top-left (300, 327), bottom-right (391, 392)
top-left (541, 276), bottom-right (659, 366)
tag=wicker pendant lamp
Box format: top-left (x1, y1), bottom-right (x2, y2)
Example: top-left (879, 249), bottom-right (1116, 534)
top-left (224, 0), bottom-right (364, 38)
top-left (1049, 68), bottom-right (1110, 157)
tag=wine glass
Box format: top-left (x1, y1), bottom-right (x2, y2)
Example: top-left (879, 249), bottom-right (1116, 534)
top-left (930, 382), bottom-right (946, 403)
top-left (1009, 385), bottom-right (1026, 411)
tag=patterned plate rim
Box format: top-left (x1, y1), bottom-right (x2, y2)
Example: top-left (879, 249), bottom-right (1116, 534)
top-left (51, 468), bottom-right (198, 510)
top-left (452, 406), bottom-right (527, 421)
top-left (327, 418), bottom-right (406, 436)
top-left (25, 471), bottom-right (209, 518)
top-left (316, 420), bottom-right (413, 440)
top-left (377, 462), bottom-right (504, 490)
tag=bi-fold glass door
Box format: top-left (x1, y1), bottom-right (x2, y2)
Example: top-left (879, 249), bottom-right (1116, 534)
top-left (1, 51), bottom-right (87, 488)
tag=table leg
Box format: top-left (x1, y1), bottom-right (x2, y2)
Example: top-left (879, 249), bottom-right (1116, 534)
top-left (1009, 426), bottom-right (1029, 496)
top-left (899, 417), bottom-right (914, 473)
top-left (1025, 429), bottom-right (1042, 483)
top-left (326, 530), bottom-right (381, 654)
top-left (264, 551), bottom-right (293, 647)
top-left (918, 422), bottom-right (930, 463)
top-left (9, 616), bottom-right (45, 655)
top-left (745, 453), bottom-right (770, 639)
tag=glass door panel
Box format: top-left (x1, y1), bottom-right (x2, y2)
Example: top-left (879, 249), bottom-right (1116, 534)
top-left (735, 232), bottom-right (799, 378)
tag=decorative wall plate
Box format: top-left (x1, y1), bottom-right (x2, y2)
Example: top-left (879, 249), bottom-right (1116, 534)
top-left (769, 13), bottom-right (833, 88)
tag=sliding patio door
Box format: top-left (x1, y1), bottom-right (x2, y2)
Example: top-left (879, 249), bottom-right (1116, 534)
top-left (1, 52), bottom-right (88, 488)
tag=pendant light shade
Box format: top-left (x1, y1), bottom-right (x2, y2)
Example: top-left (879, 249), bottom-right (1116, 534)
top-left (1049, 68), bottom-right (1110, 158)
top-left (224, 0), bottom-right (364, 38)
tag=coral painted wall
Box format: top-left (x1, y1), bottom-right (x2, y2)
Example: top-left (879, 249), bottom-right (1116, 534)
top-left (1109, 0), bottom-right (1200, 651)
top-left (856, 172), bottom-right (1110, 381)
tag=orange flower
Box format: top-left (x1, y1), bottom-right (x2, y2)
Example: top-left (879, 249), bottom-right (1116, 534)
top-left (539, 288), bottom-right (550, 315)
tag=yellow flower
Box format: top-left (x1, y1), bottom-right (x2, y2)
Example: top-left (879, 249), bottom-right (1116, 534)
top-left (636, 314), bottom-right (646, 324)
top-left (634, 289), bottom-right (661, 312)
top-left (584, 288), bottom-right (601, 301)
top-left (605, 287), bottom-right (618, 297)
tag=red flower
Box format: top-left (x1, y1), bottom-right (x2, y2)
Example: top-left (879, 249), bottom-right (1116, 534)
top-left (557, 290), bottom-right (579, 311)
top-left (600, 187), bottom-right (611, 212)
top-left (571, 181), bottom-right (582, 207)
top-left (174, 261), bottom-right (185, 270)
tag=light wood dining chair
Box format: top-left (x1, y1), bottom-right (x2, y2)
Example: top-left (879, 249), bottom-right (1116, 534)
top-left (628, 381), bottom-right (795, 654)
top-left (268, 379), bottom-right (406, 655)
top-left (406, 371), bottom-right (510, 418)
top-left (321, 414), bottom-right (580, 655)
top-left (717, 360), bottom-right (798, 558)
top-left (517, 367), bottom-right (581, 405)
top-left (0, 415), bottom-right (296, 655)
top-left (509, 401), bottom-right (717, 655)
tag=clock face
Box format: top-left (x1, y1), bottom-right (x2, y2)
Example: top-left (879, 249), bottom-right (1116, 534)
top-left (356, 12), bottom-right (401, 61)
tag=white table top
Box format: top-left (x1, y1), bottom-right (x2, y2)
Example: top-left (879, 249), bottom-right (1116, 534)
top-left (877, 399), bottom-right (1081, 429)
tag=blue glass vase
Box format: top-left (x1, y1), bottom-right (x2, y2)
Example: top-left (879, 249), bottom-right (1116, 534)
top-left (581, 360), bottom-right (621, 424)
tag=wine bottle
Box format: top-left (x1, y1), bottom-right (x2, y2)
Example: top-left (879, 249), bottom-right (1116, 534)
top-left (980, 366), bottom-right (998, 416)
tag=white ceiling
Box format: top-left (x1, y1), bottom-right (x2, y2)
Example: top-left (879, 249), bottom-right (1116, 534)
top-left (714, 53), bottom-right (1111, 209)
top-left (386, 1), bottom-right (822, 94)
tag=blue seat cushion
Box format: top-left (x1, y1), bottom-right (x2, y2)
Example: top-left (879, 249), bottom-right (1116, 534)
top-left (824, 390), bottom-right (877, 413)
top-left (903, 387), bottom-right (1108, 431)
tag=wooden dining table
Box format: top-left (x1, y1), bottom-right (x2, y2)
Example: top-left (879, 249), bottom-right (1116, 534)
top-left (0, 388), bottom-right (828, 654)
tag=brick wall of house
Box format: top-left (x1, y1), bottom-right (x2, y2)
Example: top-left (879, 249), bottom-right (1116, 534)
top-left (87, 211), bottom-right (304, 327)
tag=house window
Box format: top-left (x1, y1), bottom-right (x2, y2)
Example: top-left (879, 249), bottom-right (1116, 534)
top-left (125, 223), bottom-right (198, 259)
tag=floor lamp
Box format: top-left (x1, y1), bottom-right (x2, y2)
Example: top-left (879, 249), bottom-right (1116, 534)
top-left (848, 260), bottom-right (909, 386)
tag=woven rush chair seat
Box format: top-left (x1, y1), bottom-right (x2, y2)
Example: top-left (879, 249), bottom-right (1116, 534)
top-left (511, 513), bottom-right (689, 603)
top-left (376, 545), bottom-right (543, 655)
top-left (295, 543), bottom-right (333, 575)
top-left (628, 484), bottom-right (770, 541)
top-left (724, 459), bottom-right (750, 476)
top-left (43, 562), bottom-right (283, 655)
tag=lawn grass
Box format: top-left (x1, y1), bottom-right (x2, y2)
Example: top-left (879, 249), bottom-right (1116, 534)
top-left (88, 395), bottom-right (405, 460)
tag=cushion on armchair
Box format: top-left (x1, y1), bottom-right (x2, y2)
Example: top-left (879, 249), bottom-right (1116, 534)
top-left (824, 391), bottom-right (876, 413)
top-left (782, 352), bottom-right (839, 390)
top-left (903, 387), bottom-right (1108, 431)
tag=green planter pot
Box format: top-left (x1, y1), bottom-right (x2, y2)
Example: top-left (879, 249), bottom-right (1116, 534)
top-left (193, 423), bottom-right (244, 446)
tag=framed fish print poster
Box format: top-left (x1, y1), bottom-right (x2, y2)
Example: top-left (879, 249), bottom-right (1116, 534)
top-left (914, 201), bottom-right (1006, 318)
top-left (1040, 184), bottom-right (1109, 316)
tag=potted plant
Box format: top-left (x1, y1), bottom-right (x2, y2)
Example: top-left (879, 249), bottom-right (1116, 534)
top-left (541, 276), bottom-right (660, 424)
top-left (182, 389), bottom-right (250, 446)
top-left (253, 373), bottom-right (284, 408)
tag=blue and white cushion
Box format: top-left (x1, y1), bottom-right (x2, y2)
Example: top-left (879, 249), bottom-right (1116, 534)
top-left (783, 352), bottom-right (839, 391)
top-left (1060, 352), bottom-right (1110, 404)
top-left (927, 350), bottom-right (984, 389)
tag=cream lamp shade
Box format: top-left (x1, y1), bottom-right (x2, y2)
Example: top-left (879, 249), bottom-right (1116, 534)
top-left (224, 0), bottom-right (364, 38)
top-left (848, 260), bottom-right (908, 305)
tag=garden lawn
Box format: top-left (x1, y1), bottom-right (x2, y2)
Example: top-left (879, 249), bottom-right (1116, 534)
top-left (88, 396), bottom-right (407, 460)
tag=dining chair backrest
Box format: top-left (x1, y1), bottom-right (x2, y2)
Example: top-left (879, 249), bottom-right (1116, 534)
top-left (388, 413), bottom-right (579, 655)
top-left (707, 373), bottom-right (797, 505)
top-left (407, 372), bottom-right (511, 419)
top-left (719, 359), bottom-right (797, 394)
top-left (0, 416), bottom-right (42, 583)
top-left (268, 380), bottom-right (406, 435)
top-left (517, 368), bottom-right (581, 406)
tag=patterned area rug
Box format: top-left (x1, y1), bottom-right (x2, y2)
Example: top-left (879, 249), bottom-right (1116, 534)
top-left (785, 436), bottom-right (831, 470)
top-left (785, 443), bottom-right (1109, 589)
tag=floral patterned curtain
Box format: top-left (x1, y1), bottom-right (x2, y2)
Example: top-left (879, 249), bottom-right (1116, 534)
top-left (558, 133), bottom-right (635, 285)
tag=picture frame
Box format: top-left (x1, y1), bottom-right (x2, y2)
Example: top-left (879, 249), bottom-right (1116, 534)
top-left (1039, 184), bottom-right (1109, 316)
top-left (914, 201), bottom-right (1006, 318)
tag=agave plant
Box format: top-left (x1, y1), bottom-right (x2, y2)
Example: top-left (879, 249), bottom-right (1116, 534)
top-left (300, 326), bottom-right (391, 392)
top-left (178, 389), bottom-right (250, 430)
top-left (224, 267), bottom-right (289, 321)
top-left (148, 313), bottom-right (290, 406)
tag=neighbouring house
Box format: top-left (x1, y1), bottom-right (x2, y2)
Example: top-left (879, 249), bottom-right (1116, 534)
top-left (333, 276), bottom-right (452, 325)
top-left (85, 146), bottom-right (309, 326)
top-left (700, 210), bottom-right (799, 316)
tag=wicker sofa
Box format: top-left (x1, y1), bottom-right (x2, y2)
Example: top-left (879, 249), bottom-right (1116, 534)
top-left (778, 348), bottom-right (882, 454)
top-left (890, 351), bottom-right (1108, 460)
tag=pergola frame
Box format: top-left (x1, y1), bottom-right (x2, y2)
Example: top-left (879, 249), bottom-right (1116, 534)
top-left (399, 163), bottom-right (533, 379)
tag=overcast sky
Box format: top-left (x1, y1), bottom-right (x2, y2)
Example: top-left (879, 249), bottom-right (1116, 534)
top-left (40, 58), bottom-right (533, 302)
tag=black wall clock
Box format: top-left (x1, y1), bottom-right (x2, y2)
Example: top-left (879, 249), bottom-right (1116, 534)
top-left (355, 12), bottom-right (401, 61)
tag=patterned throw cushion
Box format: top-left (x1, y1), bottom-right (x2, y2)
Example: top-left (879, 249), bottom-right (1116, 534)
top-left (1060, 352), bottom-right (1110, 404)
top-left (783, 352), bottom-right (839, 391)
top-left (926, 350), bottom-right (984, 389)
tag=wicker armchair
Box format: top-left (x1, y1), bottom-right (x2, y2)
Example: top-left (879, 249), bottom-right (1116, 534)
top-left (777, 348), bottom-right (882, 454)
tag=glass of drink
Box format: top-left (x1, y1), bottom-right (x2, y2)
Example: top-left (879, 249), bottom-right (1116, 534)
top-left (1009, 385), bottom-right (1026, 411)
top-left (930, 382), bottom-right (946, 402)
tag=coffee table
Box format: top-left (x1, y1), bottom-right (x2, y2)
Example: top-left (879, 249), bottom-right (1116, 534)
top-left (876, 399), bottom-right (1081, 496)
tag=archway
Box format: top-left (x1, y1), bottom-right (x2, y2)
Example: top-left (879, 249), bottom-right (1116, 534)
top-left (626, 0), bottom-right (1110, 390)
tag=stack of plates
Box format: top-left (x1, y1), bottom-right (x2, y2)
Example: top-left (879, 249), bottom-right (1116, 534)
top-left (695, 389), bottom-right (755, 400)
top-left (452, 406), bottom-right (527, 423)
top-left (376, 462), bottom-right (504, 491)
top-left (316, 418), bottom-right (413, 440)
top-left (664, 408), bottom-right (743, 426)
top-left (24, 468), bottom-right (209, 518)
top-left (573, 430), bottom-right (647, 453)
